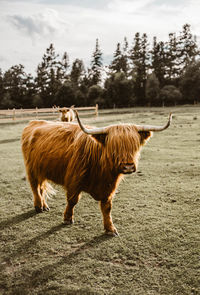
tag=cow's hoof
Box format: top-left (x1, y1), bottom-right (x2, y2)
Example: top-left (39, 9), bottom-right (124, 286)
top-left (43, 206), bottom-right (50, 212)
top-left (105, 230), bottom-right (119, 237)
top-left (35, 206), bottom-right (43, 213)
top-left (63, 219), bottom-right (74, 225)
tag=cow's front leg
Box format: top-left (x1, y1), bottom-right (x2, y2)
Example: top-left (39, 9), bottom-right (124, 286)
top-left (100, 198), bottom-right (118, 236)
top-left (63, 192), bottom-right (80, 225)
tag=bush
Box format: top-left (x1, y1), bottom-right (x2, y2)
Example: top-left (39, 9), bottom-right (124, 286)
top-left (104, 72), bottom-right (135, 108)
top-left (145, 73), bottom-right (160, 106)
top-left (87, 85), bottom-right (103, 106)
top-left (179, 61), bottom-right (200, 104)
top-left (160, 85), bottom-right (182, 106)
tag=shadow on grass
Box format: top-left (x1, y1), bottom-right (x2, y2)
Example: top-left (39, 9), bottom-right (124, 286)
top-left (0, 210), bottom-right (36, 230)
top-left (1, 223), bottom-right (112, 293)
top-left (0, 137), bottom-right (20, 144)
top-left (24, 233), bottom-right (112, 288)
top-left (6, 222), bottom-right (111, 258)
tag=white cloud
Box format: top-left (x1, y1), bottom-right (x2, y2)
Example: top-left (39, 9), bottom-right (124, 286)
top-left (7, 8), bottom-right (70, 42)
top-left (108, 0), bottom-right (154, 14)
top-left (1, 0), bottom-right (200, 74)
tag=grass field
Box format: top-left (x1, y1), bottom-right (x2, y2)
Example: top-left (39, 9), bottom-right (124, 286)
top-left (0, 106), bottom-right (199, 295)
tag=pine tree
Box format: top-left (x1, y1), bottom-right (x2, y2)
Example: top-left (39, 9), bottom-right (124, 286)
top-left (70, 58), bottom-right (85, 88)
top-left (69, 58), bottom-right (86, 106)
top-left (109, 42), bottom-right (123, 73)
top-left (110, 38), bottom-right (130, 77)
top-left (56, 52), bottom-right (69, 83)
top-left (129, 32), bottom-right (141, 73)
top-left (89, 39), bottom-right (103, 86)
top-left (2, 64), bottom-right (28, 108)
top-left (140, 33), bottom-right (150, 85)
top-left (178, 24), bottom-right (199, 72)
top-left (35, 60), bottom-right (48, 106)
top-left (165, 33), bottom-right (179, 83)
top-left (129, 32), bottom-right (150, 105)
top-left (150, 37), bottom-right (167, 87)
top-left (23, 73), bottom-right (36, 108)
top-left (35, 43), bottom-right (69, 107)
top-left (122, 37), bottom-right (130, 77)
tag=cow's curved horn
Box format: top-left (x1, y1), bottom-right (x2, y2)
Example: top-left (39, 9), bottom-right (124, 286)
top-left (136, 113), bottom-right (172, 132)
top-left (74, 110), bottom-right (107, 134)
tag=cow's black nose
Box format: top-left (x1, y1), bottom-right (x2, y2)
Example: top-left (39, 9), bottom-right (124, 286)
top-left (120, 163), bottom-right (136, 174)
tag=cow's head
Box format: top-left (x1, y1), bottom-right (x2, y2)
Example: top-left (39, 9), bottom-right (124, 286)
top-left (59, 108), bottom-right (70, 115)
top-left (75, 111), bottom-right (172, 175)
top-left (59, 106), bottom-right (75, 114)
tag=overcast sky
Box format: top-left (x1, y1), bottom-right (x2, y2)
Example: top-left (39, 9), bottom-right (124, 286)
top-left (1, 0), bottom-right (200, 75)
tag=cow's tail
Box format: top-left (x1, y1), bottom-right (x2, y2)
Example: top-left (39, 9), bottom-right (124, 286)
top-left (38, 181), bottom-right (57, 200)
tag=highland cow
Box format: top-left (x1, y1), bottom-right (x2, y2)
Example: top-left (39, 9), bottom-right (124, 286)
top-left (21, 111), bottom-right (172, 236)
top-left (59, 107), bottom-right (75, 122)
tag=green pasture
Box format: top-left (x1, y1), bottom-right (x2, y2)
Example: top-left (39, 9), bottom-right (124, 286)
top-left (0, 107), bottom-right (199, 295)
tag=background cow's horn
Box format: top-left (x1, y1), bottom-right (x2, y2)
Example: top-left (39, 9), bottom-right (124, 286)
top-left (136, 113), bottom-right (172, 132)
top-left (75, 110), bottom-right (107, 134)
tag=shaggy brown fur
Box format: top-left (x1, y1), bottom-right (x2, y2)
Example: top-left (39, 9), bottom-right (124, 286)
top-left (21, 120), bottom-right (152, 236)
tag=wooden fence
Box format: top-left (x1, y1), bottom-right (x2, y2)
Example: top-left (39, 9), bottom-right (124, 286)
top-left (0, 104), bottom-right (98, 121)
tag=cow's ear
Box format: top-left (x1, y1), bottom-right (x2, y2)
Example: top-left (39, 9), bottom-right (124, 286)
top-left (138, 131), bottom-right (152, 145)
top-left (91, 133), bottom-right (107, 145)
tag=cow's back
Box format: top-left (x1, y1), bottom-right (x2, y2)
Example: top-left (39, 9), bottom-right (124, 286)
top-left (21, 120), bottom-right (79, 185)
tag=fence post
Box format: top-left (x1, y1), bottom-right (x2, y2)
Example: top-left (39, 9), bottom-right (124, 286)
top-left (13, 108), bottom-right (15, 120)
top-left (95, 104), bottom-right (98, 117)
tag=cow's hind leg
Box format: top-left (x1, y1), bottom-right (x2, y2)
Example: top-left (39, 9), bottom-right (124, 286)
top-left (63, 192), bottom-right (80, 225)
top-left (100, 197), bottom-right (118, 236)
top-left (39, 183), bottom-right (50, 212)
top-left (27, 172), bottom-right (49, 213)
top-left (27, 172), bottom-right (43, 213)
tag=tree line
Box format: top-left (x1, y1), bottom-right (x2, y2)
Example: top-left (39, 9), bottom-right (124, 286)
top-left (0, 23), bottom-right (200, 109)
